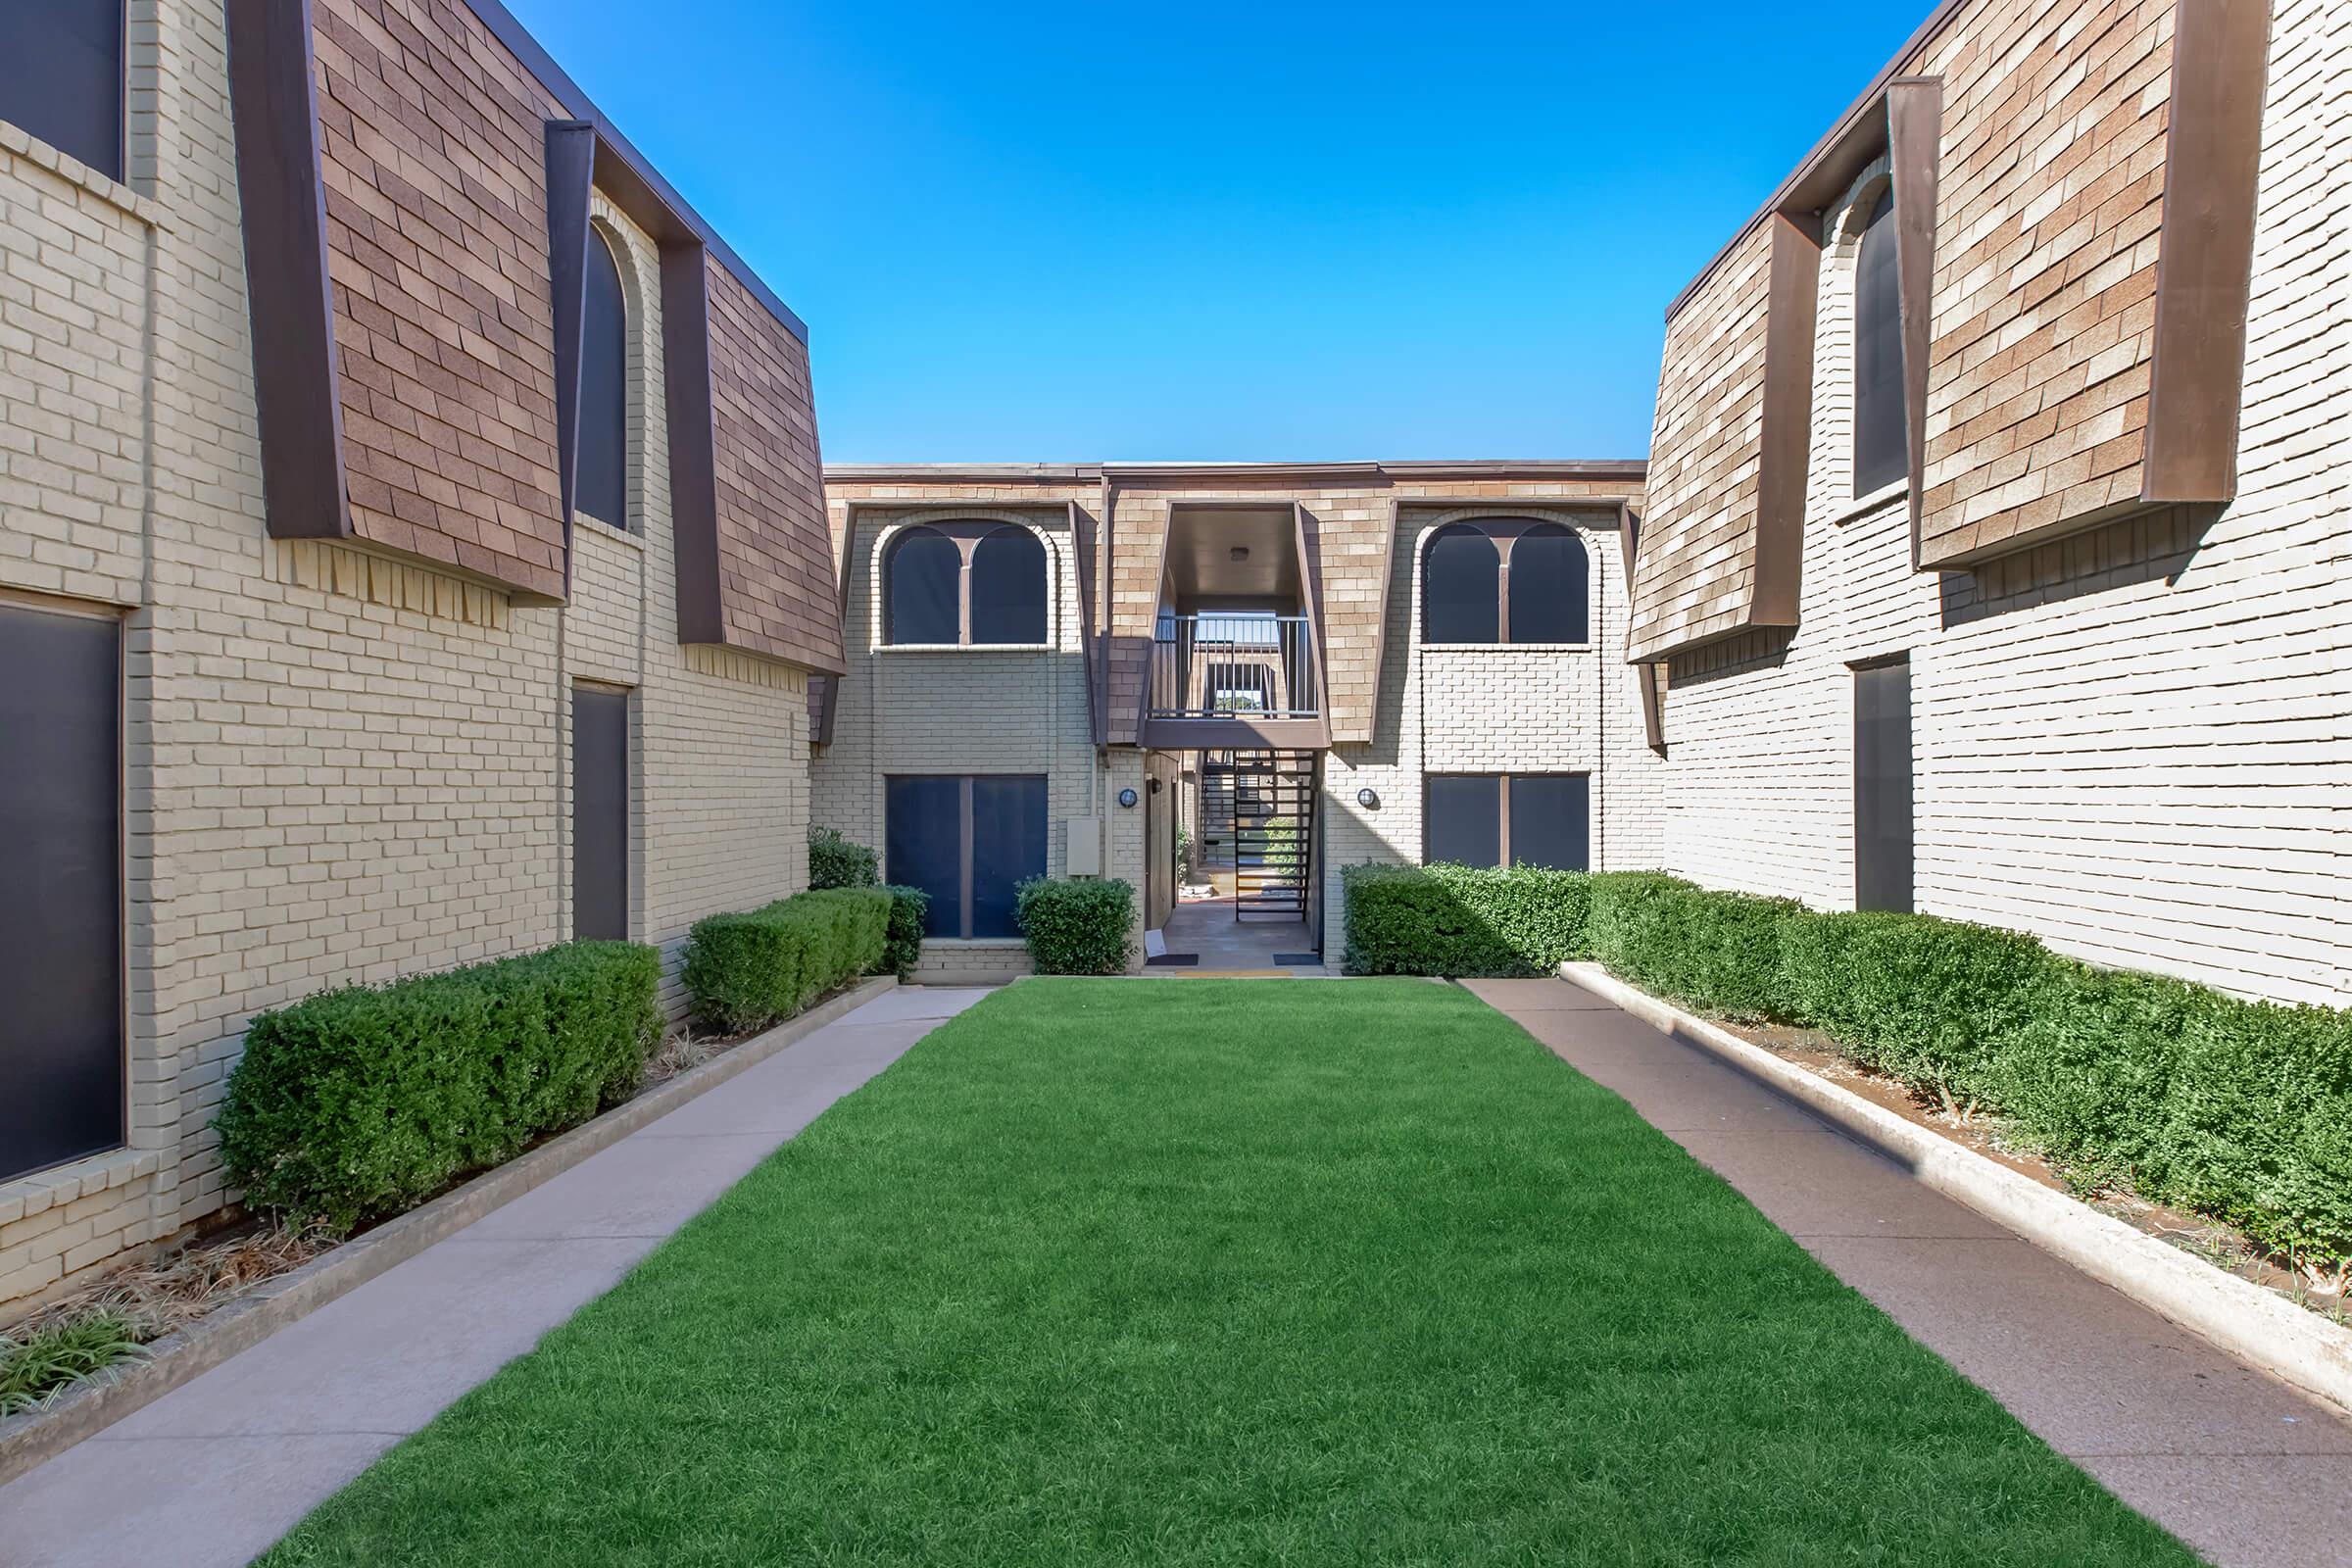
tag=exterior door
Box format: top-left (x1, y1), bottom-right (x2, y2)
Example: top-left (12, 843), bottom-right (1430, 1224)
top-left (1, 602), bottom-right (122, 1181)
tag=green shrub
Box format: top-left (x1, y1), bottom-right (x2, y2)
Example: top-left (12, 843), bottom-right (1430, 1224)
top-left (1016, 877), bottom-right (1135, 975)
top-left (683, 887), bottom-right (890, 1033)
top-left (878, 884), bottom-right (930, 980)
top-left (1341, 862), bottom-right (1592, 977)
top-left (808, 826), bottom-right (879, 890)
top-left (1779, 910), bottom-right (2055, 1108)
top-left (217, 941), bottom-right (661, 1233)
top-left (1589, 872), bottom-right (1795, 1021)
top-left (1, 1310), bottom-right (146, 1415)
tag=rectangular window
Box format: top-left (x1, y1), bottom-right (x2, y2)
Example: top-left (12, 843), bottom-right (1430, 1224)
top-left (572, 685), bottom-right (630, 941)
top-left (1424, 773), bottom-right (1589, 871)
top-left (1853, 657), bottom-right (1914, 912)
top-left (1, 601), bottom-right (123, 1182)
top-left (0, 2), bottom-right (124, 182)
top-left (887, 775), bottom-right (1048, 940)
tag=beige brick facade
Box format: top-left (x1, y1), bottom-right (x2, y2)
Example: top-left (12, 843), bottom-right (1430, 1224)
top-left (0, 1), bottom-right (828, 1310)
top-left (1649, 0), bottom-right (2351, 1004)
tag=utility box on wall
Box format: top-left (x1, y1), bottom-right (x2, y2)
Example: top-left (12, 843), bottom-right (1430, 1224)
top-left (1065, 817), bottom-right (1102, 876)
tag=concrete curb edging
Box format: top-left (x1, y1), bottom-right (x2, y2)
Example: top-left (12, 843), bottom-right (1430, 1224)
top-left (1558, 960), bottom-right (2352, 1423)
top-left (0, 976), bottom-right (899, 1489)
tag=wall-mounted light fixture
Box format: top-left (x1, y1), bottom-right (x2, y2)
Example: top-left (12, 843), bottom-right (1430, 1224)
top-left (1117, 788), bottom-right (1139, 808)
top-left (1356, 788), bottom-right (1380, 809)
top-left (1148, 778), bottom-right (1162, 794)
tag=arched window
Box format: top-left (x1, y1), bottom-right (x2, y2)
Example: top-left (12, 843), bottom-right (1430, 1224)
top-left (576, 230), bottom-right (630, 529)
top-left (1422, 519), bottom-right (1591, 645)
top-left (883, 521), bottom-right (1049, 646)
top-left (1852, 186), bottom-right (1906, 498)
top-left (1505, 522), bottom-right (1589, 644)
top-left (1422, 524), bottom-right (1500, 643)
top-left (884, 527), bottom-right (962, 644)
top-left (969, 526), bottom-right (1048, 644)
top-left (1, 0), bottom-right (123, 180)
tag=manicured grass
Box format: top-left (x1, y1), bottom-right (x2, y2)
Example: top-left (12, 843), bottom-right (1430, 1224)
top-left (264, 980), bottom-right (2192, 1566)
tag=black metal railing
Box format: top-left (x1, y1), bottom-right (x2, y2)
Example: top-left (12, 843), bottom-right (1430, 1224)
top-left (1149, 614), bottom-right (1318, 718)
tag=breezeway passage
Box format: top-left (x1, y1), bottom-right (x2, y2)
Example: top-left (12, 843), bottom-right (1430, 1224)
top-left (251, 979), bottom-right (2193, 1566)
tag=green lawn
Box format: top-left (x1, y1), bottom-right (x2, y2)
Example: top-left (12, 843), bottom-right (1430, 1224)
top-left (264, 980), bottom-right (2192, 1566)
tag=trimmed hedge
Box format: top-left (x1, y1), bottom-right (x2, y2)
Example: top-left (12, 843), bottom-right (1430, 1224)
top-left (216, 940), bottom-right (662, 1233)
top-left (1341, 862), bottom-right (1592, 977)
top-left (808, 826), bottom-right (879, 890)
top-left (1016, 877), bottom-right (1135, 975)
top-left (683, 887), bottom-right (891, 1033)
top-left (1587, 871), bottom-right (1797, 1022)
top-left (1590, 872), bottom-right (2352, 1266)
top-left (878, 884), bottom-right (930, 980)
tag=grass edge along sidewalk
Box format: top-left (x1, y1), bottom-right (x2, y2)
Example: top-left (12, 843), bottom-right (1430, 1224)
top-left (260, 979), bottom-right (2196, 1567)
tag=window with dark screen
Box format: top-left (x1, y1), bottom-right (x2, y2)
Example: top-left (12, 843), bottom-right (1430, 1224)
top-left (571, 685), bottom-right (630, 942)
top-left (968, 526), bottom-right (1048, 644)
top-left (884, 528), bottom-right (962, 645)
top-left (1, 2), bottom-right (123, 181)
top-left (575, 230), bottom-right (630, 529)
top-left (1853, 658), bottom-right (1914, 912)
top-left (1504, 523), bottom-right (1590, 644)
top-left (886, 775), bottom-right (1048, 939)
top-left (1424, 772), bottom-right (1591, 871)
top-left (1421, 525), bottom-right (1500, 643)
top-left (1853, 188), bottom-right (1907, 497)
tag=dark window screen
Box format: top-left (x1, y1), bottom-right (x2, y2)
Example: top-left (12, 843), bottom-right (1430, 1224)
top-left (969, 527), bottom-right (1047, 644)
top-left (971, 776), bottom-right (1047, 939)
top-left (1854, 659), bottom-right (1914, 913)
top-left (1424, 775), bottom-right (1501, 867)
top-left (1, 605), bottom-right (122, 1182)
top-left (572, 687), bottom-right (629, 941)
top-left (886, 529), bottom-right (960, 644)
top-left (576, 231), bottom-right (630, 529)
top-left (1, 1), bottom-right (122, 181)
top-left (1422, 525), bottom-right (1499, 643)
top-left (1509, 774), bottom-right (1591, 871)
top-left (887, 776), bottom-right (963, 937)
top-left (1506, 524), bottom-right (1589, 644)
top-left (1853, 188), bottom-right (1907, 497)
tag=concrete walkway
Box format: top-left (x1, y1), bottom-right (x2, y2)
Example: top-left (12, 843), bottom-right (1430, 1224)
top-left (1465, 976), bottom-right (2352, 1568)
top-left (1156, 897), bottom-right (1322, 971)
top-left (0, 985), bottom-right (993, 1568)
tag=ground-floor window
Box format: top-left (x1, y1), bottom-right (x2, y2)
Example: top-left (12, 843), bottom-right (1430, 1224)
top-left (1, 600), bottom-right (123, 1182)
top-left (1423, 772), bottom-right (1590, 871)
top-left (886, 774), bottom-right (1047, 939)
top-left (572, 684), bottom-right (631, 941)
top-left (1852, 656), bottom-right (1913, 912)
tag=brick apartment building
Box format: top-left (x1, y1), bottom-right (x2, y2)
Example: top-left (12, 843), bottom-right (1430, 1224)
top-left (2, 0), bottom-right (2345, 1311)
top-left (0, 0), bottom-right (840, 1306)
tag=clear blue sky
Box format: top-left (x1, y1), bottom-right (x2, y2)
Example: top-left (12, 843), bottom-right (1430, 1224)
top-left (505, 0), bottom-right (1927, 464)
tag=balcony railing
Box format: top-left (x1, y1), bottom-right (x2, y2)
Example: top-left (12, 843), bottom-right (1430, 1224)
top-left (1149, 613), bottom-right (1319, 719)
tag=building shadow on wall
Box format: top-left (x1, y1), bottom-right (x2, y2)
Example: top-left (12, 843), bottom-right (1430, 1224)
top-left (1666, 625), bottom-right (1795, 691)
top-left (1938, 503), bottom-right (2225, 629)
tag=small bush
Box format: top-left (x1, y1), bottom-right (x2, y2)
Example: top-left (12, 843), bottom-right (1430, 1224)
top-left (217, 941), bottom-right (662, 1233)
top-left (1016, 877), bottom-right (1135, 975)
top-left (1589, 872), bottom-right (1795, 1021)
top-left (1778, 910), bottom-right (2054, 1108)
top-left (683, 887), bottom-right (891, 1033)
top-left (1341, 862), bottom-right (1592, 977)
top-left (808, 826), bottom-right (879, 890)
top-left (1, 1310), bottom-right (146, 1416)
top-left (878, 884), bottom-right (930, 980)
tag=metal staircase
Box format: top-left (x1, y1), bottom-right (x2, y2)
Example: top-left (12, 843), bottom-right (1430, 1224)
top-left (1216, 749), bottom-right (1317, 922)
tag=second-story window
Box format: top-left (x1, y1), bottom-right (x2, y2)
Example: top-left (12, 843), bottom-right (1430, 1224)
top-left (0, 1), bottom-right (124, 181)
top-left (576, 229), bottom-right (631, 530)
top-left (1853, 187), bottom-right (1906, 497)
top-left (884, 523), bottom-right (1048, 646)
top-left (1421, 519), bottom-right (1590, 645)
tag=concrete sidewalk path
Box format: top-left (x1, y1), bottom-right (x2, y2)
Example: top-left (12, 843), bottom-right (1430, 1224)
top-left (0, 985), bottom-right (993, 1568)
top-left (1466, 976), bottom-right (2352, 1568)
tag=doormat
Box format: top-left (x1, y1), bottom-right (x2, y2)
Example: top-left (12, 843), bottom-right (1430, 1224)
top-left (1272, 954), bottom-right (1321, 966)
top-left (1145, 954), bottom-right (1200, 967)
